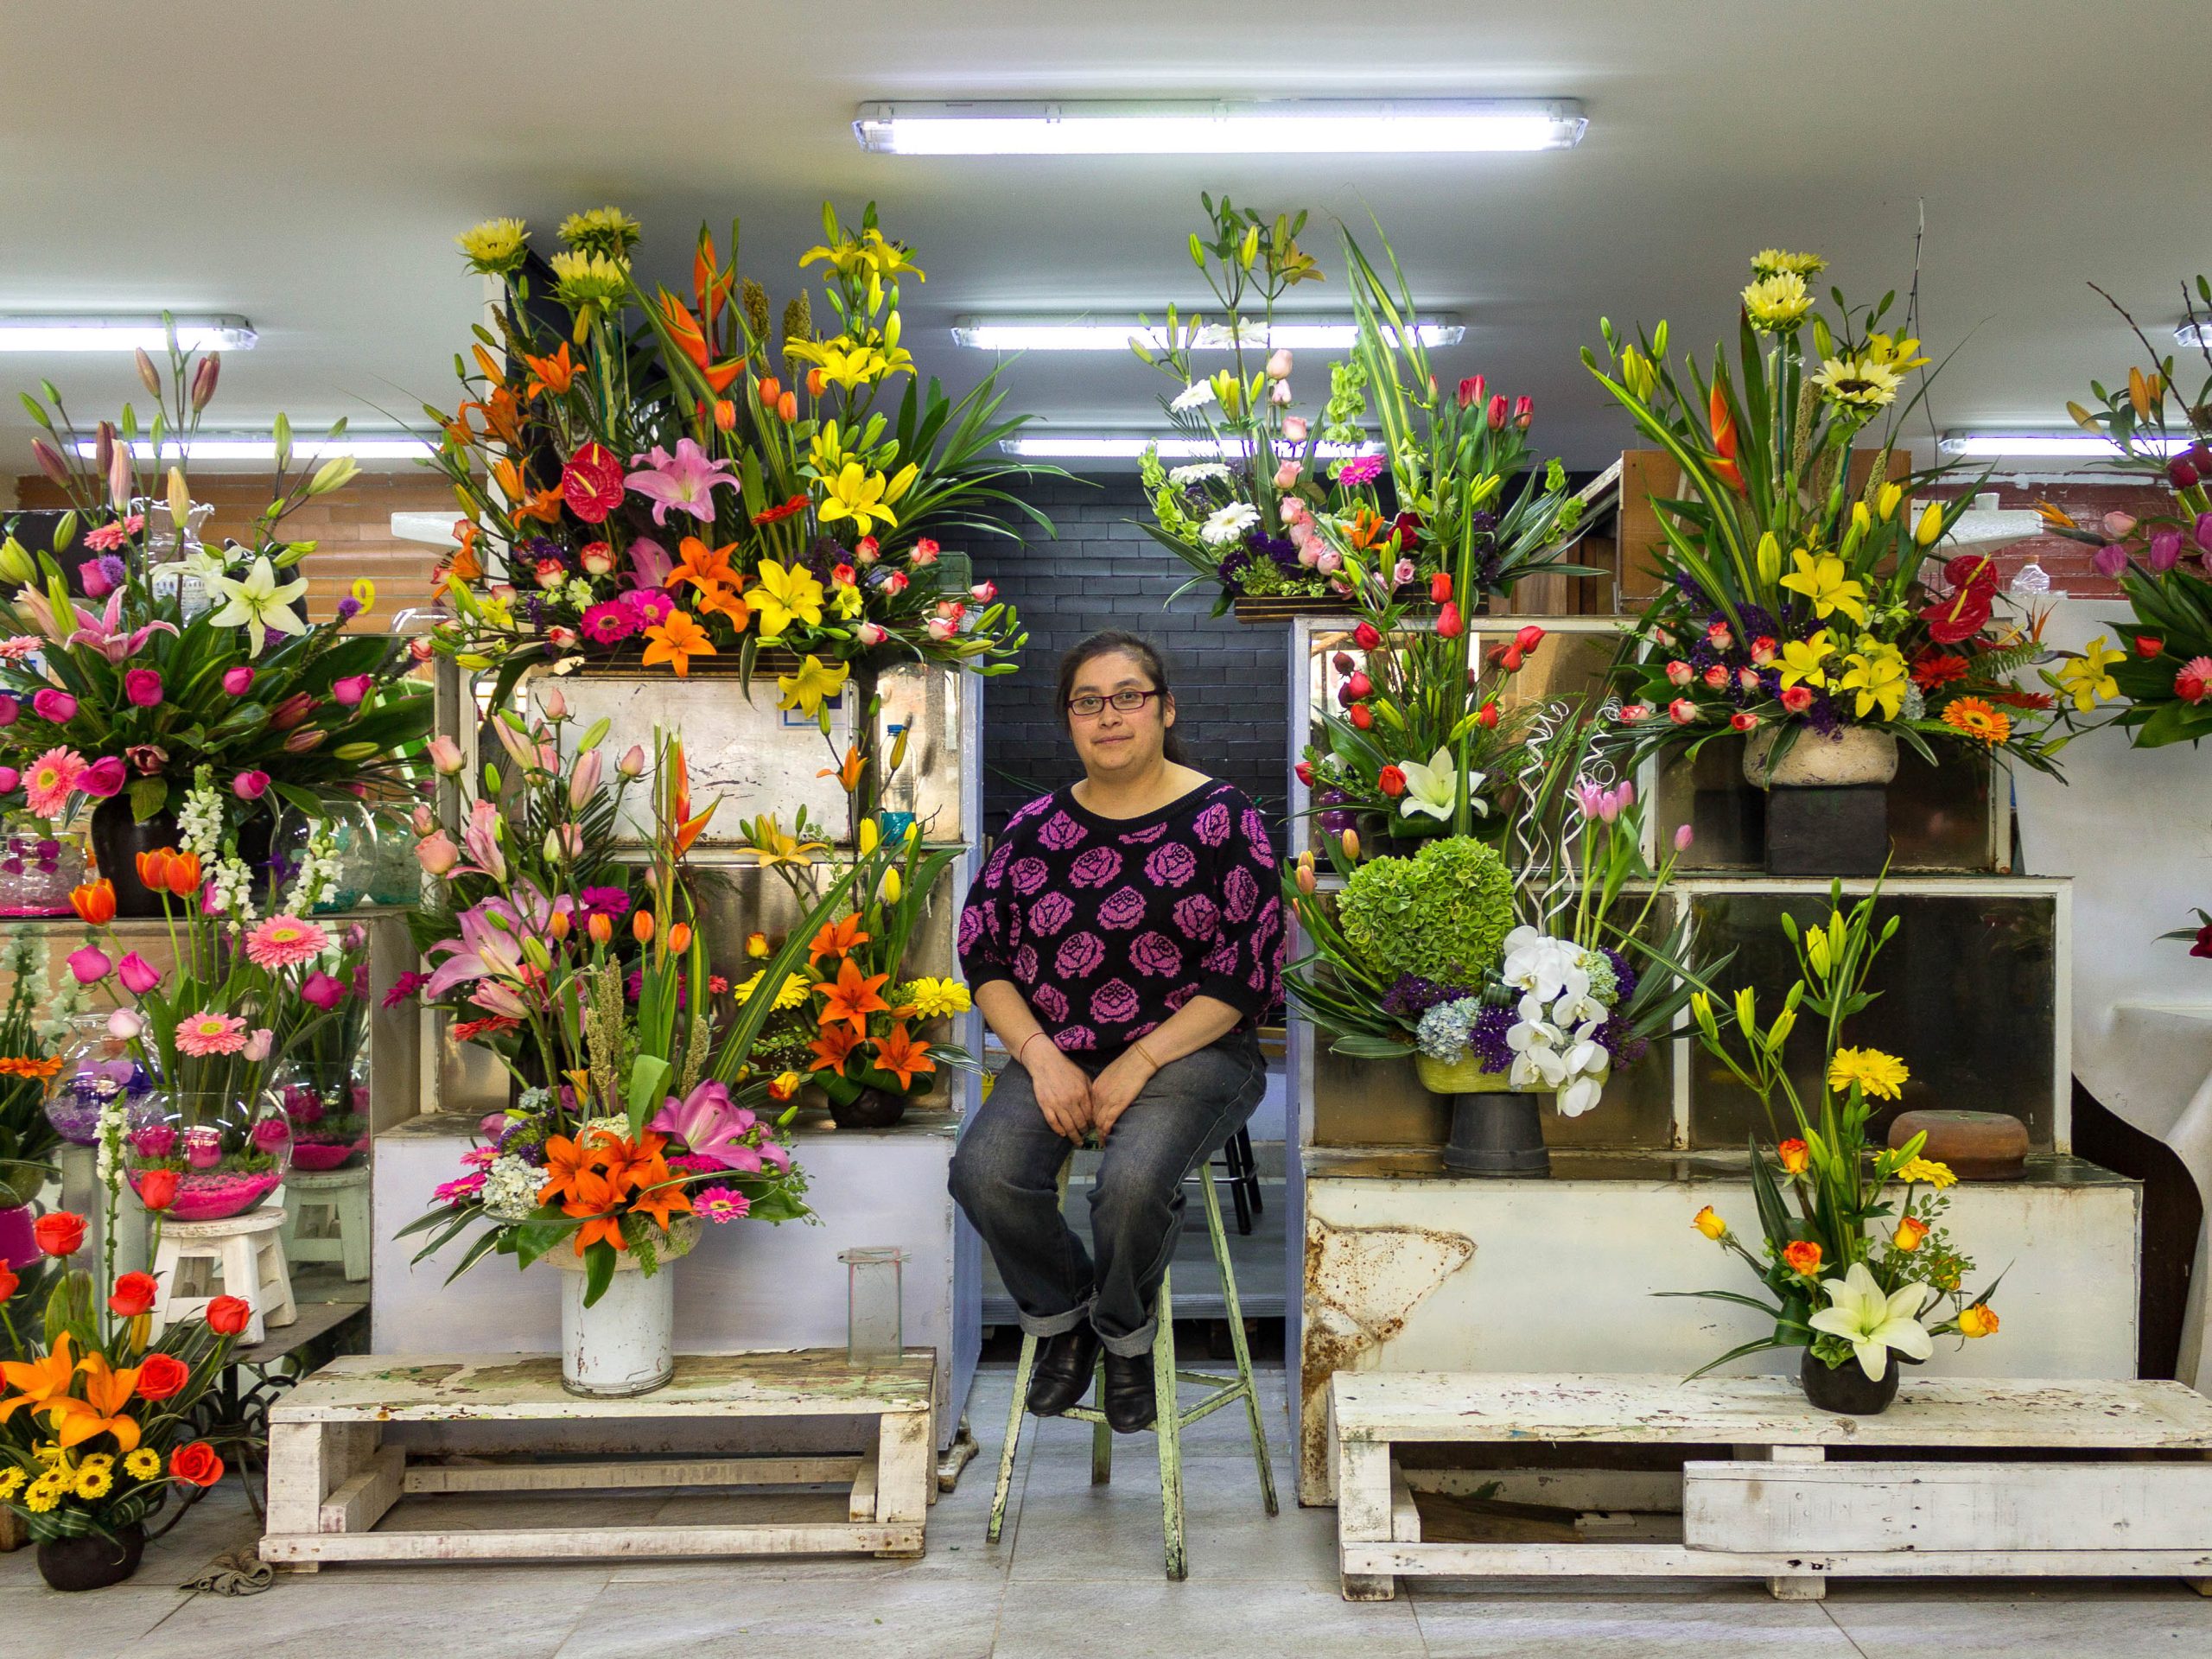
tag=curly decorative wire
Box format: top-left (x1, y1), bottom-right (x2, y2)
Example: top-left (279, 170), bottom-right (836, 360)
top-left (1510, 693), bottom-right (1628, 934)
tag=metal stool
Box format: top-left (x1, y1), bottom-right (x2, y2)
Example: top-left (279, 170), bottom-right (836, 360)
top-left (987, 1148), bottom-right (1278, 1580)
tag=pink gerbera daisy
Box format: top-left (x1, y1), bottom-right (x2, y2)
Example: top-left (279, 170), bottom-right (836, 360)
top-left (175, 1012), bottom-right (248, 1057)
top-left (0, 636), bottom-right (41, 661)
top-left (694, 1185), bottom-right (751, 1224)
top-left (244, 915), bottom-right (330, 969)
top-left (580, 601), bottom-right (638, 646)
top-left (23, 747), bottom-right (86, 817)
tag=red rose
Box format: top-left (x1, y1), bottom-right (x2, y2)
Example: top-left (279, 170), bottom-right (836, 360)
top-left (1475, 702), bottom-right (1500, 729)
top-left (1429, 570), bottom-right (1453, 606)
top-left (109, 1270), bottom-right (159, 1318)
top-left (1352, 621), bottom-right (1382, 652)
top-left (136, 1168), bottom-right (181, 1213)
top-left (1780, 684), bottom-right (1815, 714)
top-left (1376, 766), bottom-right (1407, 798)
top-left (560, 442), bottom-right (625, 524)
top-left (34, 1211), bottom-right (86, 1257)
top-left (204, 1294), bottom-right (252, 1336)
top-left (2194, 924), bottom-right (2212, 961)
top-left (1348, 704), bottom-right (1374, 731)
top-left (136, 1351), bottom-right (190, 1402)
top-left (0, 1264), bottom-right (16, 1304)
top-left (2136, 635), bottom-right (2165, 658)
top-left (168, 1440), bottom-right (225, 1487)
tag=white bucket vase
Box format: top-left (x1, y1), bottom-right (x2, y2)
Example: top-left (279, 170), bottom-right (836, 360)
top-left (1742, 724), bottom-right (1899, 789)
top-left (550, 1219), bottom-right (700, 1397)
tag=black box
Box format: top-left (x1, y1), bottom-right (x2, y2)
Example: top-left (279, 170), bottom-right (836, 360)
top-left (1764, 785), bottom-right (1890, 877)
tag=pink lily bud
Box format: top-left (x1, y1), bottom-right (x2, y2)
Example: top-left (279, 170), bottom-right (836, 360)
top-left (106, 431), bottom-right (132, 509)
top-left (94, 422), bottom-right (114, 478)
top-left (283, 728), bottom-right (325, 753)
top-left (538, 684), bottom-right (568, 720)
top-left (569, 747), bottom-right (603, 809)
top-left (270, 691), bottom-right (315, 730)
top-left (192, 353), bottom-right (221, 412)
top-left (426, 735), bottom-right (466, 775)
top-left (136, 346), bottom-right (161, 398)
top-left (31, 438), bottom-right (72, 489)
top-left (617, 745), bottom-right (646, 778)
top-left (1674, 823), bottom-right (1695, 852)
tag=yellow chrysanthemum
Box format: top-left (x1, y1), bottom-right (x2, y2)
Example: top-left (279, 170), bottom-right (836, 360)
top-left (24, 1471), bottom-right (67, 1513)
top-left (1897, 1155), bottom-right (1957, 1190)
top-left (1741, 271), bottom-right (1815, 334)
top-left (124, 1448), bottom-right (162, 1481)
top-left (74, 1464), bottom-right (114, 1499)
top-left (548, 251), bottom-right (632, 309)
top-left (1812, 354), bottom-right (1903, 411)
top-left (1751, 249), bottom-right (1827, 279)
top-left (557, 206), bottom-right (641, 259)
top-left (1829, 1046), bottom-right (1910, 1101)
top-left (906, 977), bottom-right (973, 1020)
top-left (0, 1467), bottom-right (23, 1500)
top-left (734, 970), bottom-right (811, 1013)
top-left (456, 217), bottom-right (530, 276)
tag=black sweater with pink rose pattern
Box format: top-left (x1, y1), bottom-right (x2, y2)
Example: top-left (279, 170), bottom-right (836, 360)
top-left (957, 779), bottom-right (1284, 1061)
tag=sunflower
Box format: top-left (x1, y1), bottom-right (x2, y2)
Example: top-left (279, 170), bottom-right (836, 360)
top-left (1939, 696), bottom-right (2011, 746)
top-left (1811, 353), bottom-right (1903, 410)
top-left (1828, 1046), bottom-right (1910, 1101)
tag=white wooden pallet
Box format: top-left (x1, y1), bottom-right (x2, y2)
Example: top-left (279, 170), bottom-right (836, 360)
top-left (260, 1348), bottom-right (936, 1569)
top-left (1330, 1370), bottom-right (2212, 1602)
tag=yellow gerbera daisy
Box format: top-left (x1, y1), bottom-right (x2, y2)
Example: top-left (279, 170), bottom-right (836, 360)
top-left (1829, 1046), bottom-right (1910, 1101)
top-left (24, 1471), bottom-right (67, 1513)
top-left (0, 1467), bottom-right (23, 1500)
top-left (1896, 1155), bottom-right (1957, 1190)
top-left (734, 970), bottom-right (811, 1013)
top-left (1812, 354), bottom-right (1903, 411)
top-left (1751, 249), bottom-right (1827, 279)
top-left (124, 1448), bottom-right (162, 1480)
top-left (75, 1464), bottom-right (114, 1499)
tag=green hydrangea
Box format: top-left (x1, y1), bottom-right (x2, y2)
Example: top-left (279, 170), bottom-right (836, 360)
top-left (1337, 836), bottom-right (1515, 990)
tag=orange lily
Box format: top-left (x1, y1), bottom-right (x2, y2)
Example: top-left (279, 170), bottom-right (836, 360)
top-left (1708, 382), bottom-right (1745, 493)
top-left (517, 486), bottom-right (567, 524)
top-left (435, 521), bottom-right (485, 598)
top-left (561, 1168), bottom-right (632, 1254)
top-left (627, 1156), bottom-right (695, 1231)
top-left (522, 342), bottom-right (585, 397)
top-left (819, 747), bottom-right (865, 793)
top-left (1344, 505), bottom-right (1396, 552)
top-left (665, 537), bottom-right (742, 596)
top-left (491, 456), bottom-right (532, 505)
top-left (643, 610), bottom-right (716, 678)
top-left (537, 1133), bottom-right (599, 1208)
top-left (0, 1332), bottom-right (79, 1427)
top-left (464, 385), bottom-right (526, 448)
top-left (668, 739), bottom-right (719, 852)
top-left (870, 1024), bottom-right (936, 1091)
top-left (810, 913), bottom-right (872, 963)
top-left (816, 956), bottom-right (892, 1033)
top-left (53, 1351), bottom-right (143, 1452)
top-left (808, 1021), bottom-right (864, 1074)
top-left (693, 583), bottom-right (753, 631)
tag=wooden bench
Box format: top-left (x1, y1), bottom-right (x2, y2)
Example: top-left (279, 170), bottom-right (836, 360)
top-left (1330, 1370), bottom-right (2212, 1601)
top-left (260, 1349), bottom-right (935, 1569)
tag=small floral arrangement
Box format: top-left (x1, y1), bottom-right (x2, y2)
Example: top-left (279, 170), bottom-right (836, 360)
top-left (422, 204), bottom-right (1045, 692)
top-left (1675, 880), bottom-right (2000, 1381)
top-left (1586, 248), bottom-right (2079, 779)
top-left (0, 327), bottom-right (429, 838)
top-left (0, 931), bottom-right (82, 1174)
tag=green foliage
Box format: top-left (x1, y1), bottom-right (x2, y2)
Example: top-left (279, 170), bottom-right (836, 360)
top-left (1336, 836), bottom-right (1513, 989)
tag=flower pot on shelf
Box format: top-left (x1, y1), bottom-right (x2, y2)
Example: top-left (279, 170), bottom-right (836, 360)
top-left (826, 1085), bottom-right (912, 1131)
top-left (0, 823), bottom-right (84, 916)
top-left (276, 1054), bottom-right (372, 1173)
top-left (1743, 726), bottom-right (1897, 877)
top-left (1799, 1346), bottom-right (1900, 1416)
top-left (43, 1011), bottom-right (155, 1147)
top-left (550, 1218), bottom-right (699, 1397)
top-left (124, 1090), bottom-right (291, 1222)
top-left (86, 799), bottom-right (182, 918)
top-left (34, 1523), bottom-right (145, 1592)
top-left (1414, 1054), bottom-right (1550, 1177)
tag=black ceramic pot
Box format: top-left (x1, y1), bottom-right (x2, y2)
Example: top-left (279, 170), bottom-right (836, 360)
top-left (87, 799), bottom-right (181, 918)
top-left (828, 1087), bottom-right (910, 1130)
top-left (1440, 1090), bottom-right (1550, 1176)
top-left (1799, 1347), bottom-right (1900, 1415)
top-left (35, 1524), bottom-right (145, 1592)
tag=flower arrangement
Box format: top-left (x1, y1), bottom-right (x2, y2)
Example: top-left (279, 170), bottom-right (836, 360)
top-left (0, 328), bottom-right (429, 842)
top-left (421, 203), bottom-right (1045, 694)
top-left (1584, 249), bottom-right (2075, 779)
top-left (0, 933), bottom-right (82, 1179)
top-left (1675, 880), bottom-right (2000, 1384)
top-left (273, 921), bottom-right (375, 1172)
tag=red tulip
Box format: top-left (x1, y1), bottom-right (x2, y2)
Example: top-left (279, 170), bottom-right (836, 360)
top-left (1435, 601), bottom-right (1465, 639)
top-left (2136, 635), bottom-right (2165, 658)
top-left (1429, 571), bottom-right (1453, 605)
top-left (1352, 622), bottom-right (1381, 652)
top-left (1349, 704), bottom-right (1374, 731)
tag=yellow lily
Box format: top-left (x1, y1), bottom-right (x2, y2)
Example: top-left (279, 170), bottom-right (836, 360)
top-left (2056, 636), bottom-right (2123, 711)
top-left (817, 463), bottom-right (899, 539)
top-left (751, 559), bottom-right (825, 639)
top-left (1777, 631), bottom-right (1835, 690)
top-left (1779, 550), bottom-right (1868, 625)
top-left (1838, 640), bottom-right (1908, 720)
top-left (740, 814), bottom-right (829, 869)
top-left (777, 654), bottom-right (850, 719)
top-left (808, 422), bottom-right (852, 477)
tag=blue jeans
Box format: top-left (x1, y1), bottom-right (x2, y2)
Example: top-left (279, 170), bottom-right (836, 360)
top-left (949, 1032), bottom-right (1266, 1357)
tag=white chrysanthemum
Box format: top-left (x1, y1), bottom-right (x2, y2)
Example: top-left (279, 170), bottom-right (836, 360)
top-left (1168, 462), bottom-right (1232, 486)
top-left (1170, 381), bottom-right (1218, 412)
top-left (1199, 503), bottom-right (1260, 547)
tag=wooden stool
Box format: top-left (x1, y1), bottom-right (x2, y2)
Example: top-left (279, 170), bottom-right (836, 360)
top-left (151, 1204), bottom-right (296, 1344)
top-left (988, 1151), bottom-right (1278, 1580)
top-left (282, 1166), bottom-right (372, 1283)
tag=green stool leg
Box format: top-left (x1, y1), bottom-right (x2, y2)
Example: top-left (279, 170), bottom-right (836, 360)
top-left (988, 1330), bottom-right (1037, 1543)
top-left (1200, 1170), bottom-right (1279, 1515)
top-left (1090, 1357), bottom-right (1112, 1484)
top-left (1154, 1265), bottom-right (1186, 1581)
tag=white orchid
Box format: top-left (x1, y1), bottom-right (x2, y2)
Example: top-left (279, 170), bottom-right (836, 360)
top-left (1502, 927), bottom-right (1588, 1003)
top-left (1808, 1262), bottom-right (1936, 1381)
top-left (1199, 502), bottom-right (1260, 546)
top-left (1397, 747), bottom-right (1484, 823)
top-left (1557, 1065), bottom-right (1610, 1118)
top-left (204, 554), bottom-right (309, 656)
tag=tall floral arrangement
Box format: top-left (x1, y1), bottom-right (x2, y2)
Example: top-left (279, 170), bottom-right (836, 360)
top-left (0, 328), bottom-right (429, 836)
top-left (1675, 880), bottom-right (2000, 1380)
top-left (1585, 249), bottom-right (2076, 777)
top-left (422, 204), bottom-right (1043, 699)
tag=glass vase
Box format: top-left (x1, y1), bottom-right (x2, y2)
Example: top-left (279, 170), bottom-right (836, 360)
top-left (43, 1013), bottom-right (155, 1147)
top-left (365, 805), bottom-right (423, 906)
top-left (275, 1052), bottom-right (372, 1173)
top-left (123, 1088), bottom-right (290, 1221)
top-left (0, 822), bottom-right (85, 916)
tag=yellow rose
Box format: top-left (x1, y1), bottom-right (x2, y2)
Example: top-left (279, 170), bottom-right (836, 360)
top-left (1958, 1304), bottom-right (1999, 1338)
top-left (1692, 1205), bottom-right (1727, 1241)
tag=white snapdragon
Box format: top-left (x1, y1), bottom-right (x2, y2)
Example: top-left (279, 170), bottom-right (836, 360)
top-left (283, 828), bottom-right (340, 915)
top-left (177, 771), bottom-right (227, 861)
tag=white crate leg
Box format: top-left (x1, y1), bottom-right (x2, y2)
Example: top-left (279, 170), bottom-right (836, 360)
top-left (1338, 1439), bottom-right (1397, 1601)
top-left (1759, 1446), bottom-right (1827, 1602)
top-left (873, 1408), bottom-right (931, 1558)
top-left (265, 1421), bottom-right (378, 1573)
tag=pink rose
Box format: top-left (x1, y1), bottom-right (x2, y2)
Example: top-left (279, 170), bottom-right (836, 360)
top-left (332, 675), bottom-right (373, 706)
top-left (67, 945), bottom-right (111, 985)
top-left (1053, 931), bottom-right (1106, 980)
top-left (32, 689), bottom-right (76, 723)
top-left (1097, 887), bottom-right (1147, 931)
top-left (232, 770), bottom-right (270, 800)
top-left (1129, 931), bottom-right (1184, 978)
top-left (124, 668), bottom-right (163, 707)
top-left (118, 952), bottom-right (162, 994)
top-left (1068, 845), bottom-right (1124, 888)
top-left (223, 666), bottom-right (255, 696)
top-left (78, 756), bottom-right (126, 798)
top-left (301, 971), bottom-right (346, 1011)
top-left (1143, 842), bottom-right (1198, 888)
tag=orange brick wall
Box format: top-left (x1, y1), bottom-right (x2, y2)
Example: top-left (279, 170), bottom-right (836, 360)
top-left (10, 471), bottom-right (455, 627)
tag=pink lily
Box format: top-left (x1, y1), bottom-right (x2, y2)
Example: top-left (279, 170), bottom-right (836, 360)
top-left (624, 537), bottom-right (674, 590)
top-left (66, 590), bottom-right (178, 664)
top-left (648, 1081), bottom-right (764, 1170)
top-left (461, 798), bottom-right (507, 882)
top-left (623, 440), bottom-right (737, 526)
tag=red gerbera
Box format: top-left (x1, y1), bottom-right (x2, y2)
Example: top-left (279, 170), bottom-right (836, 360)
top-left (1981, 687), bottom-right (2056, 711)
top-left (449, 1014), bottom-right (521, 1042)
top-left (751, 493), bottom-right (810, 526)
top-left (1910, 650), bottom-right (1968, 690)
top-left (562, 442), bottom-right (625, 524)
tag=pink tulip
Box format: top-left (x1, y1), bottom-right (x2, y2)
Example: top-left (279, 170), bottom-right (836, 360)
top-left (332, 674), bottom-right (373, 706)
top-left (2101, 512), bottom-right (2139, 540)
top-left (415, 831), bottom-right (460, 875)
top-left (2196, 512), bottom-right (2212, 554)
top-left (67, 945), bottom-right (111, 984)
top-left (232, 770), bottom-right (270, 800)
top-left (2150, 529), bottom-right (2185, 573)
top-left (1674, 823), bottom-right (1695, 852)
top-left (117, 951), bottom-right (161, 994)
top-left (222, 665), bottom-right (255, 696)
top-left (2093, 543), bottom-right (2129, 578)
top-left (617, 745), bottom-right (645, 778)
top-left (426, 735), bottom-right (466, 775)
top-left (538, 684), bottom-right (569, 720)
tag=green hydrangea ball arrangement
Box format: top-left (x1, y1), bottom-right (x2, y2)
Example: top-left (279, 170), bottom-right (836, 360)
top-left (1336, 836), bottom-right (1516, 991)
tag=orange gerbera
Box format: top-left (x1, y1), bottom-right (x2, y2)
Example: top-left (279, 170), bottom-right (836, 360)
top-left (53, 1351), bottom-right (143, 1451)
top-left (522, 342), bottom-right (585, 396)
top-left (643, 610), bottom-right (716, 677)
top-left (1939, 696), bottom-right (2011, 746)
top-left (810, 913), bottom-right (872, 963)
top-left (0, 1055), bottom-right (63, 1080)
top-left (808, 1021), bottom-right (864, 1074)
top-left (816, 956), bottom-right (891, 1033)
top-left (870, 1024), bottom-right (936, 1090)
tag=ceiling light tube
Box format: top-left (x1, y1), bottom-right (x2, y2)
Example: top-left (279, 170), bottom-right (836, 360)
top-left (1001, 435), bottom-right (1379, 461)
top-left (2176, 321), bottom-right (2211, 347)
top-left (952, 315), bottom-right (1464, 352)
top-left (0, 315), bottom-right (256, 353)
top-left (1940, 433), bottom-right (2200, 460)
top-left (855, 99), bottom-right (1586, 156)
top-left (72, 433), bottom-right (431, 462)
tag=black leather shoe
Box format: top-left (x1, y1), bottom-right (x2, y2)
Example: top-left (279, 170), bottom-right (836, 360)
top-left (1103, 1351), bottom-right (1157, 1433)
top-left (1026, 1325), bottom-right (1101, 1417)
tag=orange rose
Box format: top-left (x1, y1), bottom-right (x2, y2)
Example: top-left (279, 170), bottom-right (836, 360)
top-left (1692, 1206), bottom-right (1727, 1240)
top-left (1777, 1138), bottom-right (1810, 1175)
top-left (1782, 1240), bottom-right (1823, 1277)
top-left (1892, 1216), bottom-right (1929, 1252)
top-left (1958, 1304), bottom-right (1999, 1338)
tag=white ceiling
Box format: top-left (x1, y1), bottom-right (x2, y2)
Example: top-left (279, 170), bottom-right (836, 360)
top-left (3, 0), bottom-right (2206, 477)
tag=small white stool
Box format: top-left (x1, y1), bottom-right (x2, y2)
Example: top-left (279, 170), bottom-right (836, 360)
top-left (150, 1205), bottom-right (296, 1344)
top-left (280, 1166), bottom-right (372, 1283)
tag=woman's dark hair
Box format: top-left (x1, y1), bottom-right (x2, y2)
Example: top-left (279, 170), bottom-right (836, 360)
top-left (1057, 630), bottom-right (1188, 764)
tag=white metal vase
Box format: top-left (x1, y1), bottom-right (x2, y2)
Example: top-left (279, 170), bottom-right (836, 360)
top-left (550, 1219), bottom-right (700, 1397)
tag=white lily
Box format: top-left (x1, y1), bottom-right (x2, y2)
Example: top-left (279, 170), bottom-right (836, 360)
top-left (1808, 1262), bottom-right (1936, 1381)
top-left (1397, 747), bottom-right (1484, 823)
top-left (204, 554), bottom-right (310, 656)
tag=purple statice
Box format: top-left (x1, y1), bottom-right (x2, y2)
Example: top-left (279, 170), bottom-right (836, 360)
top-left (1737, 604), bottom-right (1778, 642)
top-left (1672, 569), bottom-right (1713, 613)
top-left (1601, 945), bottom-right (1637, 1009)
top-left (1599, 1025), bottom-right (1649, 1071)
top-left (1802, 688), bottom-right (1844, 737)
top-left (1243, 528), bottom-right (1300, 574)
top-left (1465, 1003), bottom-right (1516, 1074)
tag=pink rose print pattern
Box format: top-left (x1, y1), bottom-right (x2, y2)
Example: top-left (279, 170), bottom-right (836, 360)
top-left (1055, 931), bottom-right (1107, 980)
top-left (1119, 822), bottom-right (1169, 845)
top-left (1172, 893), bottom-right (1218, 939)
top-left (1011, 856), bottom-right (1051, 895)
top-left (1027, 890), bottom-right (1075, 938)
top-left (1069, 845), bottom-right (1125, 888)
top-left (1129, 931), bottom-right (1184, 978)
top-left (1007, 795), bottom-right (1054, 830)
top-left (1014, 944), bottom-right (1039, 982)
top-left (1193, 800), bottom-right (1233, 847)
top-left (1055, 1025), bottom-right (1097, 1052)
top-left (1037, 810), bottom-right (1089, 851)
top-left (1165, 985), bottom-right (1196, 1013)
top-left (1127, 1020), bottom-right (1160, 1041)
top-left (1097, 887), bottom-right (1147, 931)
top-left (957, 906), bottom-right (987, 955)
top-left (1033, 983), bottom-right (1068, 1022)
top-left (1201, 933), bottom-right (1240, 976)
top-left (1223, 862), bottom-right (1260, 923)
top-left (1090, 979), bottom-right (1141, 1024)
top-left (1145, 842), bottom-right (1198, 887)
top-left (984, 843), bottom-right (1012, 884)
top-left (1241, 808), bottom-right (1272, 855)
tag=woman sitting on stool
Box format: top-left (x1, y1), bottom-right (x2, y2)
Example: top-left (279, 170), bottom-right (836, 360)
top-left (950, 631), bottom-right (1282, 1433)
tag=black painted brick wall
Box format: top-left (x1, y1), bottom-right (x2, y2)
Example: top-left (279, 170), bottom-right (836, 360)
top-left (967, 474), bottom-right (1288, 847)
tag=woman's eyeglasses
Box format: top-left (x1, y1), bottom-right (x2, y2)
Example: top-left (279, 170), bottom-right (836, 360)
top-left (1065, 689), bottom-right (1161, 719)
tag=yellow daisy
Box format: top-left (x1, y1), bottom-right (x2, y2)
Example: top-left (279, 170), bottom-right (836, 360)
top-left (1896, 1155), bottom-right (1957, 1190)
top-left (1829, 1046), bottom-right (1910, 1101)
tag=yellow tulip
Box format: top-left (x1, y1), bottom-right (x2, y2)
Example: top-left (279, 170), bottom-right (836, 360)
top-left (1914, 502), bottom-right (1945, 546)
top-left (1876, 481), bottom-right (1903, 520)
top-left (859, 817), bottom-right (880, 855)
top-left (881, 867), bottom-right (903, 903)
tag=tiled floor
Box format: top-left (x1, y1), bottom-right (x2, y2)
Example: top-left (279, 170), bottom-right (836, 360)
top-left (7, 1366), bottom-right (2211, 1657)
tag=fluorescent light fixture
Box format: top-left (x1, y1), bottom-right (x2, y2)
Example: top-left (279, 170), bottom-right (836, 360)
top-left (1001, 435), bottom-right (1379, 461)
top-left (1940, 432), bottom-right (2200, 460)
top-left (952, 315), bottom-right (1464, 352)
top-left (0, 315), bottom-right (256, 353)
top-left (72, 432), bottom-right (432, 462)
top-left (855, 99), bottom-right (1587, 156)
top-left (2177, 321), bottom-right (2210, 347)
